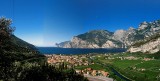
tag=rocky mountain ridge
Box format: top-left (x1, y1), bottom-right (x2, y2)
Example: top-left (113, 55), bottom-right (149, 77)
top-left (56, 20), bottom-right (160, 49)
top-left (56, 30), bottom-right (124, 48)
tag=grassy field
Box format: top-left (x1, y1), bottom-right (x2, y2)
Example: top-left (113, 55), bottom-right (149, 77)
top-left (87, 53), bottom-right (160, 81)
top-left (112, 60), bottom-right (142, 69)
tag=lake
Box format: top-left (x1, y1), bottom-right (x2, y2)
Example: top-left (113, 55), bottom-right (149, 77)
top-left (37, 47), bottom-right (126, 54)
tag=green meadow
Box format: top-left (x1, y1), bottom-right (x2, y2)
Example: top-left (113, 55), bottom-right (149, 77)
top-left (75, 53), bottom-right (160, 81)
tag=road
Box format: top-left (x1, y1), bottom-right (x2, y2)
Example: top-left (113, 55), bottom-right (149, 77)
top-left (84, 74), bottom-right (113, 81)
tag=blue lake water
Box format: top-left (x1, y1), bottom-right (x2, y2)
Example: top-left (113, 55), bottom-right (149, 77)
top-left (37, 47), bottom-right (126, 54)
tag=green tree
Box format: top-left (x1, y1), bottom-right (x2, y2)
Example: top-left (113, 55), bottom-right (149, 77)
top-left (0, 17), bottom-right (14, 49)
top-left (0, 17), bottom-right (15, 80)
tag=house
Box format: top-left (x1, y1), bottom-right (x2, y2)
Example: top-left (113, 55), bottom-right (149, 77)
top-left (86, 68), bottom-right (92, 71)
top-left (101, 71), bottom-right (109, 77)
top-left (75, 70), bottom-right (82, 74)
top-left (91, 70), bottom-right (97, 76)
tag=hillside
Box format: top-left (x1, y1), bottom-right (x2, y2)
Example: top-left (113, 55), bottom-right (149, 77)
top-left (11, 35), bottom-right (39, 53)
top-left (0, 17), bottom-right (39, 55)
top-left (0, 37), bottom-right (88, 81)
top-left (0, 17), bottom-right (45, 80)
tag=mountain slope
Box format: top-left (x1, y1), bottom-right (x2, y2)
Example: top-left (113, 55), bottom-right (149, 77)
top-left (128, 32), bottom-right (160, 53)
top-left (57, 30), bottom-right (124, 48)
top-left (56, 19), bottom-right (160, 49)
top-left (11, 35), bottom-right (39, 53)
top-left (0, 34), bottom-right (44, 63)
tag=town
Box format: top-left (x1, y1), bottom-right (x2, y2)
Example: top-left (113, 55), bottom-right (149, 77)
top-left (45, 53), bottom-right (160, 81)
top-left (45, 54), bottom-right (110, 77)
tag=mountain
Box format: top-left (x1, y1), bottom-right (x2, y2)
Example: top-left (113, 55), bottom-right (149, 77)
top-left (56, 20), bottom-right (160, 49)
top-left (128, 32), bottom-right (160, 53)
top-left (127, 20), bottom-right (160, 53)
top-left (55, 41), bottom-right (70, 48)
top-left (57, 30), bottom-right (124, 48)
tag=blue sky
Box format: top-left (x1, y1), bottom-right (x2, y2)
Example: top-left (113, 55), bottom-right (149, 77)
top-left (0, 0), bottom-right (160, 46)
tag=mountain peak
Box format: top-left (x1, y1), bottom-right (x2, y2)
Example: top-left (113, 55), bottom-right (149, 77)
top-left (138, 21), bottom-right (149, 30)
top-left (128, 27), bottom-right (135, 30)
top-left (113, 29), bottom-right (126, 42)
top-left (87, 30), bottom-right (112, 34)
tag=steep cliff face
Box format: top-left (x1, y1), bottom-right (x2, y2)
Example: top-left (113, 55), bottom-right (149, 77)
top-left (102, 40), bottom-right (120, 48)
top-left (128, 33), bottom-right (160, 53)
top-left (113, 29), bottom-right (126, 42)
top-left (57, 30), bottom-right (123, 48)
top-left (112, 27), bottom-right (142, 48)
top-left (70, 37), bottom-right (100, 48)
top-left (56, 20), bottom-right (160, 49)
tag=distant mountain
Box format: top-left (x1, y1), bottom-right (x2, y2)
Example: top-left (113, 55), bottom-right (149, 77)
top-left (56, 20), bottom-right (160, 49)
top-left (55, 41), bottom-right (70, 48)
top-left (57, 30), bottom-right (124, 48)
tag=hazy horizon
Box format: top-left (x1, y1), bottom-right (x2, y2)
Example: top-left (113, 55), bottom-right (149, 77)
top-left (1, 0), bottom-right (160, 46)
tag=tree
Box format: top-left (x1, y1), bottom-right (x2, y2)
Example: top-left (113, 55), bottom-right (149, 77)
top-left (0, 17), bottom-right (15, 81)
top-left (0, 17), bottom-right (14, 49)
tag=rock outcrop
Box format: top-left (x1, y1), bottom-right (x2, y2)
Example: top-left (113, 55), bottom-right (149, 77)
top-left (128, 33), bottom-right (160, 53)
top-left (102, 40), bottom-right (119, 48)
